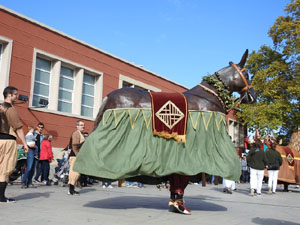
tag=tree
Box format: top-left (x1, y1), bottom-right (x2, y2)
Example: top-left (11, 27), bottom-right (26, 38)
top-left (237, 0), bottom-right (300, 144)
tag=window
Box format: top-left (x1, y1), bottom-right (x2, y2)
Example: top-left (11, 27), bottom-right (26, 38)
top-left (119, 74), bottom-right (161, 92)
top-left (81, 73), bottom-right (95, 117)
top-left (122, 81), bottom-right (134, 88)
top-left (58, 66), bottom-right (74, 113)
top-left (31, 49), bottom-right (103, 119)
top-left (228, 120), bottom-right (245, 148)
top-left (0, 37), bottom-right (13, 102)
top-left (32, 57), bottom-right (51, 107)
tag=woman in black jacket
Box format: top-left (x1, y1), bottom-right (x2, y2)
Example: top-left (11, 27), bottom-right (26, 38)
top-left (266, 143), bottom-right (282, 194)
top-left (247, 139), bottom-right (268, 196)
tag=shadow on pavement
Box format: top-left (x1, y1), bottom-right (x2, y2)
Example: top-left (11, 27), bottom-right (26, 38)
top-left (14, 191), bottom-right (54, 200)
top-left (78, 188), bottom-right (97, 194)
top-left (252, 217), bottom-right (299, 225)
top-left (84, 195), bottom-right (227, 212)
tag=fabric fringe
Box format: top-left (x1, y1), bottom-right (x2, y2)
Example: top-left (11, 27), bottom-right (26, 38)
top-left (153, 130), bottom-right (186, 144)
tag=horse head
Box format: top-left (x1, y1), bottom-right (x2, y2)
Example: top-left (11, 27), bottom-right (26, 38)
top-left (216, 49), bottom-right (257, 104)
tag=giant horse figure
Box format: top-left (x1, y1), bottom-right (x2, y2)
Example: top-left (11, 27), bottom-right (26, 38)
top-left (74, 50), bottom-right (257, 214)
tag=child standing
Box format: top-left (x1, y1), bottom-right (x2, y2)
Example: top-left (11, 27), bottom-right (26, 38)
top-left (38, 134), bottom-right (53, 184)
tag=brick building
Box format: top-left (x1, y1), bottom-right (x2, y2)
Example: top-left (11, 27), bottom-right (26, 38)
top-left (0, 6), bottom-right (245, 153)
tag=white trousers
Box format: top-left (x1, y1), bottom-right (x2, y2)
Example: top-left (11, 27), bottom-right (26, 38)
top-left (267, 170), bottom-right (279, 193)
top-left (222, 179), bottom-right (236, 190)
top-left (250, 168), bottom-right (264, 194)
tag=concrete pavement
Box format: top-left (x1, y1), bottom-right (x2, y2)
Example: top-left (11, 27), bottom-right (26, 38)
top-left (0, 182), bottom-right (300, 225)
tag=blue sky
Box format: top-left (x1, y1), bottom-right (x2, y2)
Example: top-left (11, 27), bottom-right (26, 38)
top-left (0, 0), bottom-right (289, 88)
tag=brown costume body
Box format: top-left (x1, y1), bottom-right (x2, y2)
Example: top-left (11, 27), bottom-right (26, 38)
top-left (276, 131), bottom-right (300, 185)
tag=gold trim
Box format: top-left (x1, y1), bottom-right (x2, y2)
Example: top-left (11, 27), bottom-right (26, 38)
top-left (202, 112), bottom-right (212, 131)
top-left (281, 155), bottom-right (300, 160)
top-left (214, 112), bottom-right (220, 131)
top-left (219, 115), bottom-right (226, 126)
top-left (153, 130), bottom-right (186, 144)
top-left (182, 93), bottom-right (188, 135)
top-left (113, 110), bottom-right (126, 127)
top-left (189, 112), bottom-right (201, 129)
top-left (155, 100), bottom-right (184, 129)
top-left (142, 110), bottom-right (152, 129)
top-left (149, 92), bottom-right (156, 131)
top-left (128, 109), bottom-right (140, 129)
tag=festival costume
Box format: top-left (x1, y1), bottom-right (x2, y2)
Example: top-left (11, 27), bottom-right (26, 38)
top-left (0, 102), bottom-right (23, 203)
top-left (74, 109), bottom-right (240, 179)
top-left (74, 93), bottom-right (241, 213)
top-left (264, 141), bottom-right (300, 190)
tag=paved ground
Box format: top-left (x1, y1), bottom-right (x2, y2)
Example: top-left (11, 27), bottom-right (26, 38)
top-left (0, 181), bottom-right (300, 225)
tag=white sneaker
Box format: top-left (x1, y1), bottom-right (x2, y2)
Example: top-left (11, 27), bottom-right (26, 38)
top-left (107, 185), bottom-right (113, 188)
top-left (102, 185), bottom-right (106, 188)
top-left (268, 188), bottom-right (272, 194)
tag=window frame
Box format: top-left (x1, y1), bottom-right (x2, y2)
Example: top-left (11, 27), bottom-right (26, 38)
top-left (81, 72), bottom-right (96, 117)
top-left (30, 49), bottom-right (103, 120)
top-left (119, 74), bottom-right (161, 92)
top-left (32, 57), bottom-right (52, 108)
top-left (58, 65), bottom-right (75, 113)
top-left (0, 36), bottom-right (13, 103)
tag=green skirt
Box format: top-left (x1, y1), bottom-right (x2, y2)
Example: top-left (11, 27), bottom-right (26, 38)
top-left (74, 109), bottom-right (241, 181)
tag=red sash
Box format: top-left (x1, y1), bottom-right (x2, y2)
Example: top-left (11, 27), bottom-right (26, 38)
top-left (284, 146), bottom-right (295, 167)
top-left (149, 92), bottom-right (188, 143)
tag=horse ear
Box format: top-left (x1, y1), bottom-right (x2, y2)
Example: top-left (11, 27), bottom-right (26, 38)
top-left (238, 49), bottom-right (248, 67)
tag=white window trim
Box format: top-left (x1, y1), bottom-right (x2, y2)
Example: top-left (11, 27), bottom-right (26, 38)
top-left (30, 49), bottom-right (103, 119)
top-left (0, 36), bottom-right (13, 102)
top-left (119, 74), bottom-right (161, 92)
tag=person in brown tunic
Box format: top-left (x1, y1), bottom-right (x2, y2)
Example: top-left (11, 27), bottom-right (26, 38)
top-left (67, 120), bottom-right (85, 195)
top-left (0, 86), bottom-right (29, 203)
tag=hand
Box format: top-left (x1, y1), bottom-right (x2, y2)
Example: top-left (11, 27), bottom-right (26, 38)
top-left (24, 145), bottom-right (29, 153)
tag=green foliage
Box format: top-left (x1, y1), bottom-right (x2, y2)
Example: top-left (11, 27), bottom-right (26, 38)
top-left (237, 0), bottom-right (300, 143)
top-left (202, 75), bottom-right (235, 110)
